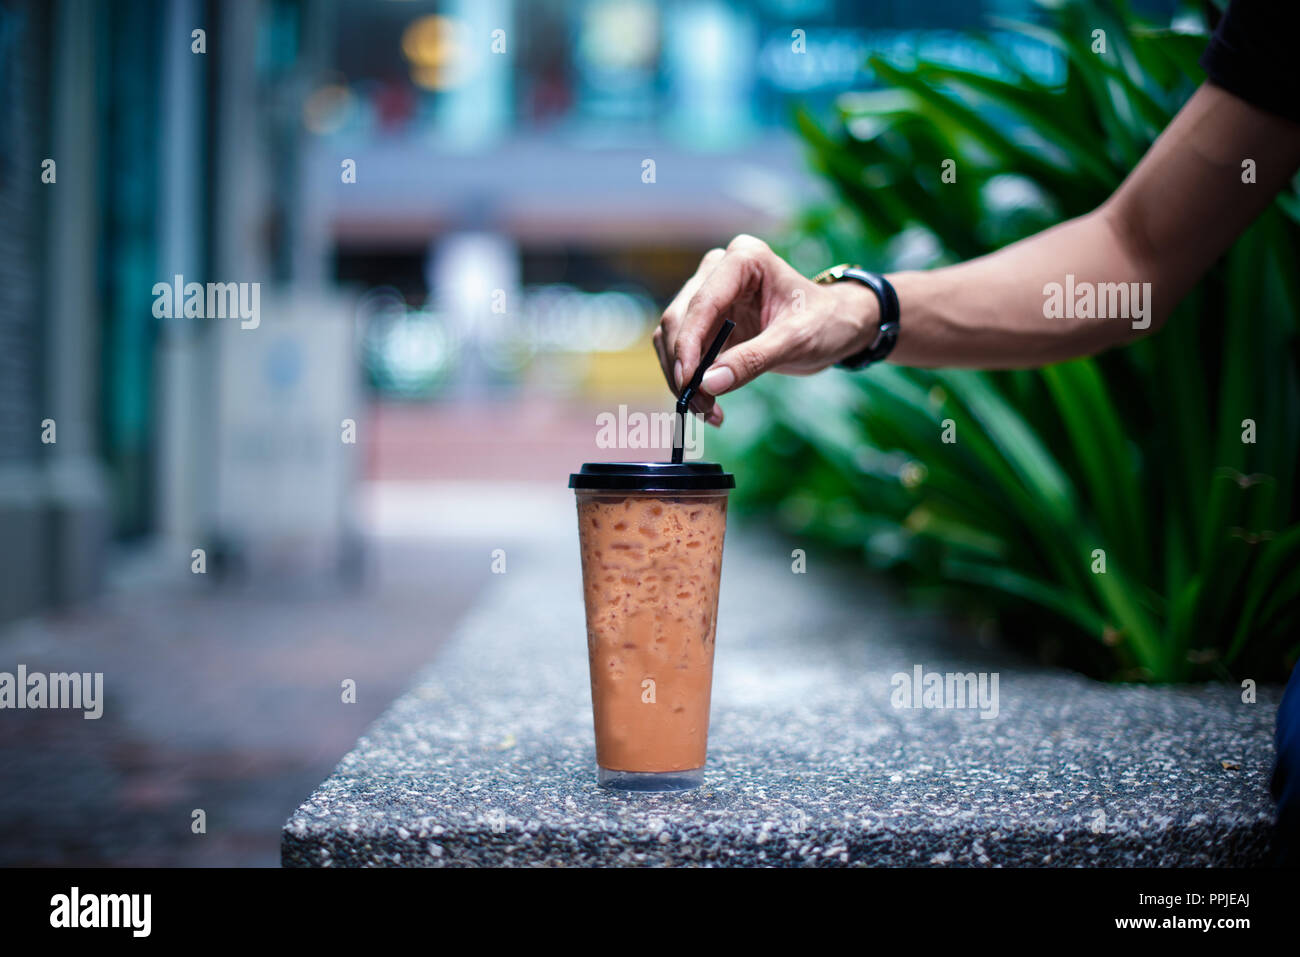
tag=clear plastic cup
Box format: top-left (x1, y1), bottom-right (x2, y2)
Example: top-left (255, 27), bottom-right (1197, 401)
top-left (570, 463), bottom-right (734, 791)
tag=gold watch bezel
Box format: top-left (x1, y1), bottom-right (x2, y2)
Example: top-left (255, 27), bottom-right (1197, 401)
top-left (811, 263), bottom-right (863, 284)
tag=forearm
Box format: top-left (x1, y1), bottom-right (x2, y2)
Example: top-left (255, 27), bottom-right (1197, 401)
top-left (876, 83), bottom-right (1300, 370)
top-left (666, 88), bottom-right (1300, 396)
top-left (886, 211), bottom-right (1150, 369)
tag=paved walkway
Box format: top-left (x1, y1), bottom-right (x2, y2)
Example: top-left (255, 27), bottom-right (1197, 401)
top-left (1, 394), bottom-right (594, 867)
top-left (0, 538), bottom-right (487, 866)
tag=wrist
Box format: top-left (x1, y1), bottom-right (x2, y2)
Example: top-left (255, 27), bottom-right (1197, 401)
top-left (826, 279), bottom-right (881, 363)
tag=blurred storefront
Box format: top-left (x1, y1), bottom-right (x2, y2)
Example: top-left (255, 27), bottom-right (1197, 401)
top-left (1, 0), bottom-right (336, 622)
top-left (1, 0), bottom-right (1071, 626)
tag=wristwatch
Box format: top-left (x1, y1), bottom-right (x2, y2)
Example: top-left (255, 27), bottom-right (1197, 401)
top-left (812, 263), bottom-right (900, 370)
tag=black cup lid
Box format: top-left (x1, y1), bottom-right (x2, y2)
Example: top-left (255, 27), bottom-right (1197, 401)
top-left (569, 462), bottom-right (735, 491)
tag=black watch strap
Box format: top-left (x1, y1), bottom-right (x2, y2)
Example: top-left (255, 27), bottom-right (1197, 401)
top-left (812, 264), bottom-right (900, 370)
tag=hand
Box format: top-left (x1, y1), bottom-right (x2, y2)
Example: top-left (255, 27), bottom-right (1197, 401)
top-left (652, 235), bottom-right (880, 425)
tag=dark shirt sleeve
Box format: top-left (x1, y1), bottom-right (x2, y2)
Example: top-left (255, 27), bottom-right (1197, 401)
top-left (1200, 1), bottom-right (1300, 125)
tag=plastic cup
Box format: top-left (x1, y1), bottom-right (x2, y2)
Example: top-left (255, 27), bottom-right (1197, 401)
top-left (569, 462), bottom-right (735, 791)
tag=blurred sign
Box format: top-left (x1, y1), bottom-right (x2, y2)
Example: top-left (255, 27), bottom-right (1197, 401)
top-left (214, 291), bottom-right (360, 574)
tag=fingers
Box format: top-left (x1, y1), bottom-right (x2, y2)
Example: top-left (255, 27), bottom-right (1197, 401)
top-left (654, 326), bottom-right (716, 420)
top-left (655, 235), bottom-right (778, 425)
top-left (674, 234), bottom-right (770, 387)
top-left (699, 324), bottom-right (791, 396)
top-left (654, 321), bottom-right (723, 423)
top-left (655, 247), bottom-right (726, 419)
top-left (657, 248), bottom-right (725, 386)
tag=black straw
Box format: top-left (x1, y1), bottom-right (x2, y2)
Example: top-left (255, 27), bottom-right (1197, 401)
top-left (672, 319), bottom-right (735, 464)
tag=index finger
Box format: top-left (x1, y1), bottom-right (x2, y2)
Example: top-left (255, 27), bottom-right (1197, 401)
top-left (673, 249), bottom-right (759, 387)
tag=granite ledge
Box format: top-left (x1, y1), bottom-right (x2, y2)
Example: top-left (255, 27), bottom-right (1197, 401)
top-left (282, 530), bottom-right (1279, 867)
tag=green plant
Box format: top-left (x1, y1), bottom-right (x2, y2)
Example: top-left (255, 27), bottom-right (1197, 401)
top-left (718, 1), bottom-right (1300, 682)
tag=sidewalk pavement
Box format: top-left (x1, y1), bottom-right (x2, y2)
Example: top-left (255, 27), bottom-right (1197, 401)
top-left (0, 532), bottom-right (495, 866)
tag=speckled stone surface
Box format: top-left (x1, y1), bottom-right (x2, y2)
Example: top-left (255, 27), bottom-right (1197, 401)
top-left (282, 529), bottom-right (1280, 867)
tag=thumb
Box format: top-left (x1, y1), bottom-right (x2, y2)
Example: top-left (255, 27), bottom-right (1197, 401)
top-left (698, 326), bottom-right (790, 396)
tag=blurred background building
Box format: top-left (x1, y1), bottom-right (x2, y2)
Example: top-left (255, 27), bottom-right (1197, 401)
top-left (0, 0), bottom-right (1071, 620)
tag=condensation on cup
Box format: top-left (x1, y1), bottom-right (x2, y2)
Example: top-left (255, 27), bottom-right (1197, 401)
top-left (569, 462), bottom-right (734, 791)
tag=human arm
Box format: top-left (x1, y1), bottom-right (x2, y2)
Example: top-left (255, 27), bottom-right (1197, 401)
top-left (655, 82), bottom-right (1300, 422)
